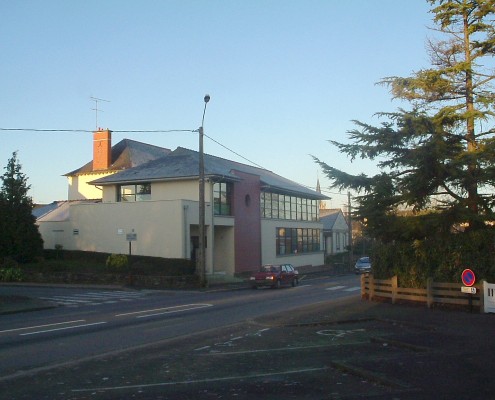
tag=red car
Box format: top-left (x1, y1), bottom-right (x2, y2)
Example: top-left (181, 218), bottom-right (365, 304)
top-left (250, 264), bottom-right (299, 289)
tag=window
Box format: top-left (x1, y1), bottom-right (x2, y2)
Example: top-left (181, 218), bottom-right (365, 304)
top-left (214, 182), bottom-right (232, 216)
top-left (276, 227), bottom-right (321, 255)
top-left (261, 191), bottom-right (320, 221)
top-left (118, 183), bottom-right (151, 202)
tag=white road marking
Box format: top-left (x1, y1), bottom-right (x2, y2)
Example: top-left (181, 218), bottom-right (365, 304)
top-left (343, 286), bottom-right (361, 292)
top-left (115, 303), bottom-right (213, 318)
top-left (0, 320), bottom-right (85, 334)
top-left (325, 285), bottom-right (346, 291)
top-left (71, 367), bottom-right (328, 393)
top-left (19, 321), bottom-right (107, 336)
top-left (38, 291), bottom-right (147, 308)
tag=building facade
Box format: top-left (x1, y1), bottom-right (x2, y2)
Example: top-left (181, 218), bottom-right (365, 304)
top-left (36, 130), bottom-right (328, 276)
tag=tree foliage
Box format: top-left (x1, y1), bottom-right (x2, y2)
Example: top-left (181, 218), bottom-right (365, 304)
top-left (315, 0), bottom-right (495, 242)
top-left (0, 152), bottom-right (43, 263)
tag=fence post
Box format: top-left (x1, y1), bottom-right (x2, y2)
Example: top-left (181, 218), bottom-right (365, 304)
top-left (480, 280), bottom-right (486, 314)
top-left (427, 277), bottom-right (433, 308)
top-left (369, 274), bottom-right (375, 301)
top-left (361, 274), bottom-right (366, 298)
top-left (391, 276), bottom-right (398, 304)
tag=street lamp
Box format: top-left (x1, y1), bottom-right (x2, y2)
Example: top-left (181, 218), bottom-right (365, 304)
top-left (198, 94), bottom-right (210, 286)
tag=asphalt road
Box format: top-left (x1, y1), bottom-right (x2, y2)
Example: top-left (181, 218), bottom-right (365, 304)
top-left (2, 277), bottom-right (495, 399)
top-left (0, 274), bottom-right (361, 382)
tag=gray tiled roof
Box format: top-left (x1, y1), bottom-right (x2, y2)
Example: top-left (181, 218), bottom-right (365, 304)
top-left (91, 147), bottom-right (327, 200)
top-left (65, 139), bottom-right (171, 176)
top-left (320, 209), bottom-right (342, 230)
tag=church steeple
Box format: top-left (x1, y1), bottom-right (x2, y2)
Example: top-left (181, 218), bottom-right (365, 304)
top-left (316, 178), bottom-right (326, 210)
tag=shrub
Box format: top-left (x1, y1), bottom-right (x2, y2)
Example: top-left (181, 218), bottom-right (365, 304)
top-left (106, 254), bottom-right (129, 271)
top-left (0, 259), bottom-right (23, 282)
top-left (371, 229), bottom-right (495, 286)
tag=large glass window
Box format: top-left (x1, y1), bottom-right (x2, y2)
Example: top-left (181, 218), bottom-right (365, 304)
top-left (261, 191), bottom-right (320, 221)
top-left (118, 183), bottom-right (151, 202)
top-left (214, 182), bottom-right (232, 216)
top-left (276, 227), bottom-right (321, 255)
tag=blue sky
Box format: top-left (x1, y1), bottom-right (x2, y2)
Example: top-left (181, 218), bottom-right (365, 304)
top-left (1, 0), bottom-right (433, 207)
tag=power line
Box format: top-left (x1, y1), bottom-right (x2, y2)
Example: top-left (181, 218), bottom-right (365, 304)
top-left (0, 128), bottom-right (196, 133)
top-left (0, 128), bottom-right (93, 132)
top-left (203, 132), bottom-right (264, 169)
top-left (1, 126), bottom-right (345, 199)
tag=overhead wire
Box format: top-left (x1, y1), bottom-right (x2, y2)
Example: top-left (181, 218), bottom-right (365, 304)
top-left (1, 126), bottom-right (346, 199)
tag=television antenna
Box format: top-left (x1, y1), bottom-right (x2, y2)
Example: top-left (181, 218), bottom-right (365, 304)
top-left (90, 96), bottom-right (110, 130)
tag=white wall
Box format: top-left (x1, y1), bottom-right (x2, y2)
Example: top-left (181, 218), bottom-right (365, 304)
top-left (66, 200), bottom-right (188, 258)
top-left (68, 172), bottom-right (117, 200)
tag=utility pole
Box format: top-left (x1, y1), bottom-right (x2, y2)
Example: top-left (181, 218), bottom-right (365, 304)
top-left (198, 94), bottom-right (210, 287)
top-left (348, 191), bottom-right (353, 271)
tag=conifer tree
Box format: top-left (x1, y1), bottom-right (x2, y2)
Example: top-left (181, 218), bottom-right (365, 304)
top-left (0, 151), bottom-right (43, 262)
top-left (315, 0), bottom-right (495, 240)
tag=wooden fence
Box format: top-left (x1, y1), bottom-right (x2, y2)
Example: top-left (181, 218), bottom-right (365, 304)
top-left (361, 274), bottom-right (483, 311)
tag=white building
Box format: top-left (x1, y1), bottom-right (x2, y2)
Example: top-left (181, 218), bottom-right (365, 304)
top-left (36, 129), bottom-right (328, 277)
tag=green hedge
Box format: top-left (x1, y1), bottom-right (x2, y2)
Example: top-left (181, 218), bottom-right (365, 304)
top-left (36, 250), bottom-right (195, 276)
top-left (371, 229), bottom-right (495, 287)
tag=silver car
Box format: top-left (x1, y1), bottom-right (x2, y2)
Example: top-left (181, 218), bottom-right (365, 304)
top-left (354, 256), bottom-right (371, 274)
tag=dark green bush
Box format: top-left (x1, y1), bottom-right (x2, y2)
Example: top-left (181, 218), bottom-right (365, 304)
top-left (371, 229), bottom-right (495, 286)
top-left (40, 250), bottom-right (195, 276)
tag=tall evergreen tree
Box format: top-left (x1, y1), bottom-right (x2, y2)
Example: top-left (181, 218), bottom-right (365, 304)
top-left (0, 152), bottom-right (43, 262)
top-left (315, 0), bottom-right (495, 240)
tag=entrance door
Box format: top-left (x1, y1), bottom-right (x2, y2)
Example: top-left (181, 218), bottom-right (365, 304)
top-left (190, 236), bottom-right (199, 262)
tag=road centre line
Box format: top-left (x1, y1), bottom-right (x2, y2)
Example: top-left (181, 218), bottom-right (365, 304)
top-left (20, 321), bottom-right (107, 336)
top-left (0, 320), bottom-right (86, 334)
top-left (115, 303), bottom-right (213, 318)
top-left (83, 292), bottom-right (144, 298)
top-left (72, 366), bottom-right (328, 393)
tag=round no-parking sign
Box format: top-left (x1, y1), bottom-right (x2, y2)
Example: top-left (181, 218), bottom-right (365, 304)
top-left (461, 268), bottom-right (476, 287)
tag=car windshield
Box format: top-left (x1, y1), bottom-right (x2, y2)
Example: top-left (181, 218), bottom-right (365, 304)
top-left (359, 257), bottom-right (370, 263)
top-left (261, 265), bottom-right (280, 272)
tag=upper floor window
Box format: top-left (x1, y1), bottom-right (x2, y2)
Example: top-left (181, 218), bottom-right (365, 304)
top-left (214, 182), bottom-right (232, 215)
top-left (118, 183), bottom-right (151, 202)
top-left (261, 192), bottom-right (319, 221)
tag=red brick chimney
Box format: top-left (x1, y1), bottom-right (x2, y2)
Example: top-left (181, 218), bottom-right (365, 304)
top-left (93, 129), bottom-right (112, 171)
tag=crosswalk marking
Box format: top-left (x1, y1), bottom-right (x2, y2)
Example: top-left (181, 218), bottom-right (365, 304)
top-left (39, 291), bottom-right (147, 308)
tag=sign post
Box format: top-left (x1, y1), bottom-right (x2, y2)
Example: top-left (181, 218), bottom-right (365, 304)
top-left (126, 232), bottom-right (137, 256)
top-left (461, 268), bottom-right (476, 313)
top-left (126, 232), bottom-right (137, 286)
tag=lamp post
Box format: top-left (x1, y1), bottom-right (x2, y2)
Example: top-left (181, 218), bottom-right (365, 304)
top-left (198, 94), bottom-right (210, 286)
